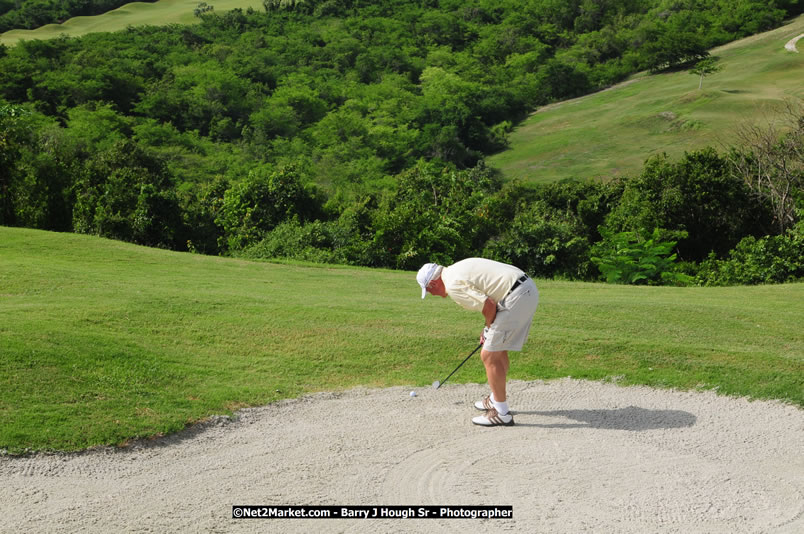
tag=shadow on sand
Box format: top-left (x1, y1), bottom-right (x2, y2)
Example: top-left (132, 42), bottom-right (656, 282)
top-left (511, 406), bottom-right (696, 431)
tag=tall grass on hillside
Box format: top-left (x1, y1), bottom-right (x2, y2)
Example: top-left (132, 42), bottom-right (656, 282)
top-left (488, 15), bottom-right (804, 183)
top-left (1, 227), bottom-right (802, 453)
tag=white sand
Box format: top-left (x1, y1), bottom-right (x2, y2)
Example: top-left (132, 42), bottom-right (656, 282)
top-left (1, 378), bottom-right (803, 533)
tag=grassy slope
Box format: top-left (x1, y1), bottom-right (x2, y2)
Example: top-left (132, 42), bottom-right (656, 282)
top-left (488, 15), bottom-right (804, 184)
top-left (1, 226), bottom-right (802, 452)
top-left (0, 0), bottom-right (264, 46)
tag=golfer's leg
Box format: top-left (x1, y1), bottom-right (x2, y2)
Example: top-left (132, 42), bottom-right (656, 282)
top-left (481, 349), bottom-right (509, 402)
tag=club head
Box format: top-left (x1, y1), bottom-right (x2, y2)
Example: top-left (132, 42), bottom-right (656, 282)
top-left (432, 380), bottom-right (441, 390)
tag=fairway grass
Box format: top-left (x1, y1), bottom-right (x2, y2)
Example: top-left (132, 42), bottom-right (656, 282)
top-left (1, 227), bottom-right (802, 453)
top-left (0, 0), bottom-right (264, 46)
top-left (488, 15), bottom-right (804, 184)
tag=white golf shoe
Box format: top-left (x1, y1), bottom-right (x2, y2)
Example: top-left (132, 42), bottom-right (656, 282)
top-left (474, 395), bottom-right (493, 411)
top-left (472, 407), bottom-right (514, 426)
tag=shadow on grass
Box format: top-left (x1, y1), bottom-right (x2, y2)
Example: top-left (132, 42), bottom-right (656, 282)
top-left (511, 406), bottom-right (696, 431)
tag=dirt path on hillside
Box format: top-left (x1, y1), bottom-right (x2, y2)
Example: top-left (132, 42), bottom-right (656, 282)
top-left (785, 33), bottom-right (804, 52)
top-left (535, 26), bottom-right (803, 116)
top-left (1, 378), bottom-right (802, 533)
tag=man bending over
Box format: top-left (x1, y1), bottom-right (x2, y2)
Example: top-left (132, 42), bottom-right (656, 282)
top-left (417, 258), bottom-right (539, 426)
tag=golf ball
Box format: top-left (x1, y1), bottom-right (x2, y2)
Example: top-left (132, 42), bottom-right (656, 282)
top-left (410, 391), bottom-right (417, 397)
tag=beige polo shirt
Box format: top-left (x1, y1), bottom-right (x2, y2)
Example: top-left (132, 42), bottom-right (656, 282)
top-left (441, 258), bottom-right (524, 312)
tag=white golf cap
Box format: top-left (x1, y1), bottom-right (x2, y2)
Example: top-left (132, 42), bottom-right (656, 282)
top-left (417, 263), bottom-right (442, 299)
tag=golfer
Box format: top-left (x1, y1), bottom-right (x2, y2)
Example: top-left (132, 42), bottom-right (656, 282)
top-left (417, 258), bottom-right (539, 426)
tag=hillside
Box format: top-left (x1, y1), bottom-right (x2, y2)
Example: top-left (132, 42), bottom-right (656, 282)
top-left (0, 0), bottom-right (263, 45)
top-left (1, 226), bottom-right (802, 452)
top-left (488, 14), bottom-right (804, 183)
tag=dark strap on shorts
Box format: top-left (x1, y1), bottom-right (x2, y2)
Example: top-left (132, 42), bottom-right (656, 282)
top-left (508, 274), bottom-right (528, 295)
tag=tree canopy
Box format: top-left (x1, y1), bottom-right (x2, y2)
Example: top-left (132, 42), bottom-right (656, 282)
top-left (1, 0), bottom-right (802, 285)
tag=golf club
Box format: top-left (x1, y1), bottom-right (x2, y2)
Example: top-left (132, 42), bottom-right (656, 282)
top-left (432, 342), bottom-right (483, 389)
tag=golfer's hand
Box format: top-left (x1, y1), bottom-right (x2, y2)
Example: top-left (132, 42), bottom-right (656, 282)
top-left (480, 326), bottom-right (489, 345)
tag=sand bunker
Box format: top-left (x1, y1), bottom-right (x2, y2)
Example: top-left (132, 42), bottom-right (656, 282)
top-left (1, 378), bottom-right (803, 533)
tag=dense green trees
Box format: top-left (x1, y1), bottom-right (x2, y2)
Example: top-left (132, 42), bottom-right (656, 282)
top-left (3, 1), bottom-right (796, 188)
top-left (215, 164), bottom-right (321, 251)
top-left (72, 140), bottom-right (183, 248)
top-left (695, 218), bottom-right (804, 285)
top-left (1, 1), bottom-right (802, 285)
top-left (234, 149), bottom-right (798, 285)
top-left (0, 102), bottom-right (72, 230)
top-left (603, 148), bottom-right (773, 261)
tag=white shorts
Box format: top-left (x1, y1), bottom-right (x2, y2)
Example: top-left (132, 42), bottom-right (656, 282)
top-left (484, 278), bottom-right (539, 352)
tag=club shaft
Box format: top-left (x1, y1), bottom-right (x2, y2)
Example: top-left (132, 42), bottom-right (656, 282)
top-left (437, 343), bottom-right (483, 388)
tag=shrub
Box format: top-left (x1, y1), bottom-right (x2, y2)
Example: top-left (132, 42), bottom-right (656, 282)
top-left (604, 149), bottom-right (773, 261)
top-left (530, 178), bottom-right (624, 244)
top-left (72, 140), bottom-right (183, 248)
top-left (331, 195), bottom-right (387, 267)
top-left (591, 227), bottom-right (691, 285)
top-left (369, 161), bottom-right (503, 270)
top-left (483, 201), bottom-right (592, 280)
top-left (194, 2), bottom-right (214, 17)
top-left (238, 219), bottom-right (344, 264)
top-left (215, 164), bottom-right (321, 252)
top-left (695, 218), bottom-right (804, 285)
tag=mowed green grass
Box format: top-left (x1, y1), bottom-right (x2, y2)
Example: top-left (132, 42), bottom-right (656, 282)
top-left (0, 0), bottom-right (264, 46)
top-left (488, 15), bottom-right (804, 184)
top-left (1, 226), bottom-right (802, 453)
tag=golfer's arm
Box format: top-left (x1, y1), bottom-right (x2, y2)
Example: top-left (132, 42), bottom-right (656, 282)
top-left (482, 298), bottom-right (497, 327)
